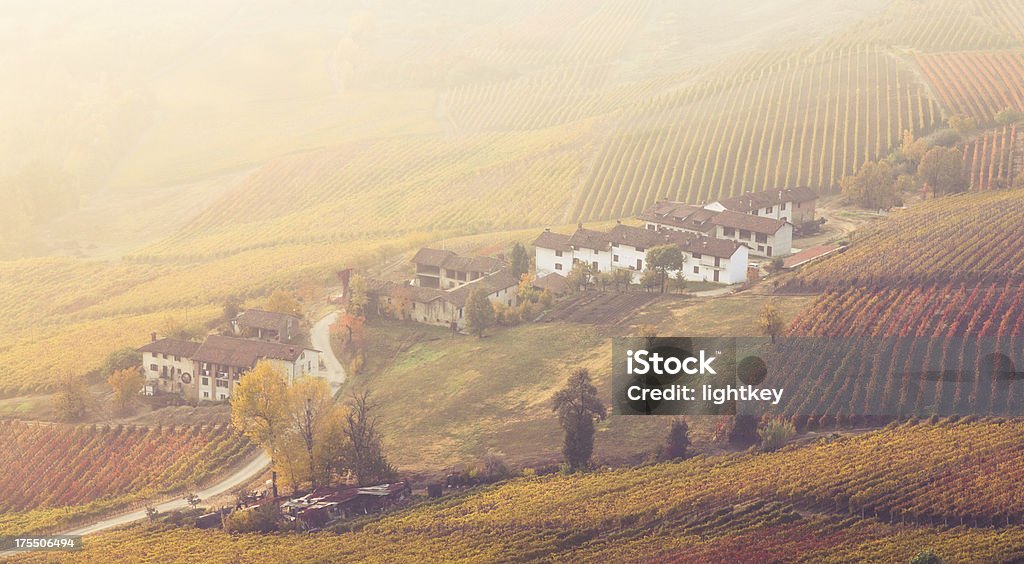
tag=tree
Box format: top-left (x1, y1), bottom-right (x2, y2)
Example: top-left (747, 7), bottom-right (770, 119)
top-left (996, 107), bottom-right (1024, 126)
top-left (645, 244), bottom-right (684, 293)
top-left (946, 114), bottom-right (977, 135)
top-left (287, 377), bottom-right (336, 490)
top-left (565, 261), bottom-right (595, 292)
top-left (102, 347), bottom-right (142, 377)
top-left (661, 418), bottom-right (690, 460)
top-left (347, 274), bottom-right (368, 317)
top-left (671, 270), bottom-right (688, 294)
top-left (266, 290), bottom-right (303, 318)
top-left (231, 361), bottom-right (290, 497)
top-left (343, 390), bottom-right (395, 485)
top-left (222, 295), bottom-right (243, 323)
top-left (108, 368), bottom-right (144, 414)
top-left (728, 414), bottom-right (760, 447)
top-left (841, 160), bottom-right (900, 210)
top-left (551, 368), bottom-right (606, 470)
top-left (756, 301), bottom-right (785, 343)
top-left (161, 316), bottom-right (205, 341)
top-left (596, 271), bottom-right (615, 291)
top-left (54, 372), bottom-right (89, 421)
top-left (640, 268), bottom-right (660, 292)
top-left (612, 269), bottom-right (633, 292)
top-left (918, 146), bottom-right (965, 195)
top-left (465, 286), bottom-right (495, 338)
top-left (510, 242), bottom-right (530, 280)
top-left (909, 550), bottom-right (945, 564)
top-left (758, 417), bottom-right (796, 452)
top-left (183, 491), bottom-right (202, 510)
top-left (145, 506), bottom-right (160, 522)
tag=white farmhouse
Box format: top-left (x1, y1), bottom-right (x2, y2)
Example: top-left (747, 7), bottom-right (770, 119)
top-left (533, 223), bottom-right (747, 284)
top-left (705, 187), bottom-right (818, 226)
top-left (639, 202), bottom-right (793, 257)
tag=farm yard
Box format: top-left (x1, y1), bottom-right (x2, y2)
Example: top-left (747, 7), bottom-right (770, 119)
top-left (540, 291), bottom-right (664, 325)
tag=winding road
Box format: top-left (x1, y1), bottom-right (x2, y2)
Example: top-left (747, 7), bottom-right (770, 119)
top-left (1, 312), bottom-right (348, 552)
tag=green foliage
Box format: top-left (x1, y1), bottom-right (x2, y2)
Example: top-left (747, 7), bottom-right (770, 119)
top-left (465, 286), bottom-right (496, 338)
top-left (995, 107), bottom-right (1024, 126)
top-left (565, 261), bottom-right (595, 292)
top-left (224, 503), bottom-right (283, 534)
top-left (661, 419), bottom-right (690, 460)
top-left (510, 242), bottom-right (530, 280)
top-left (552, 368), bottom-right (606, 470)
top-left (266, 290), bottom-right (303, 318)
top-left (841, 160), bottom-right (900, 209)
top-left (102, 347), bottom-right (142, 377)
top-left (919, 146), bottom-right (965, 194)
top-left (728, 415), bottom-right (760, 447)
top-left (909, 549), bottom-right (946, 564)
top-left (348, 275), bottom-right (369, 317)
top-left (644, 244), bottom-right (684, 293)
top-left (759, 417), bottom-right (796, 452)
top-left (54, 373), bottom-right (89, 422)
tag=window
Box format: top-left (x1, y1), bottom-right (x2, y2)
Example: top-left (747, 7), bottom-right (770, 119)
top-left (573, 258), bottom-right (579, 264)
top-left (219, 393), bottom-right (227, 401)
top-left (796, 202), bottom-right (801, 209)
top-left (714, 257), bottom-right (721, 267)
top-left (174, 355), bottom-right (180, 362)
top-left (150, 363), bottom-right (158, 371)
top-left (611, 242), bottom-right (618, 248)
top-left (740, 229), bottom-right (751, 239)
top-left (693, 252), bottom-right (702, 259)
top-left (781, 202), bottom-right (787, 210)
top-left (723, 227), bottom-right (735, 237)
top-left (758, 245), bottom-right (765, 252)
top-left (203, 391), bottom-right (210, 399)
top-left (693, 266), bottom-right (699, 274)
top-left (613, 254), bottom-right (619, 262)
top-left (202, 377), bottom-right (209, 386)
top-left (636, 258), bottom-right (643, 270)
top-left (555, 250), bottom-right (563, 257)
top-left (755, 233), bottom-right (768, 244)
top-left (591, 261), bottom-right (598, 270)
top-left (636, 247), bottom-right (645, 252)
top-left (766, 206), bottom-right (773, 214)
top-left (216, 378), bottom-right (229, 388)
top-left (554, 263), bottom-right (563, 271)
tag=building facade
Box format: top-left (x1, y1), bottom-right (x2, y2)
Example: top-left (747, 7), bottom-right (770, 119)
top-left (639, 202), bottom-right (793, 257)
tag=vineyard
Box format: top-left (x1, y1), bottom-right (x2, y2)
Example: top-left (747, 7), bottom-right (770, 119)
top-left (572, 45), bottom-right (942, 220)
top-left (784, 188), bottom-right (1024, 290)
top-left (915, 50), bottom-right (1024, 123)
top-left (20, 420), bottom-right (1024, 563)
top-left (0, 422), bottom-right (254, 535)
top-left (961, 125), bottom-right (1020, 190)
top-left (764, 282), bottom-right (1024, 423)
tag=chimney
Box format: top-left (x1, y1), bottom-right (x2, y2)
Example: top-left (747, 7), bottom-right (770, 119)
top-left (151, 332), bottom-right (157, 343)
top-left (544, 227), bottom-right (550, 232)
top-left (616, 219), bottom-right (621, 224)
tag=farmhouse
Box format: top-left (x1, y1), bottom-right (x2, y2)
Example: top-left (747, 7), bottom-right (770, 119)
top-left (533, 223), bottom-right (748, 284)
top-left (705, 186), bottom-right (818, 226)
top-left (139, 334), bottom-right (320, 402)
top-left (639, 202), bottom-right (793, 257)
top-left (412, 248), bottom-right (503, 289)
top-left (366, 249), bottom-right (519, 330)
top-left (232, 309), bottom-right (302, 343)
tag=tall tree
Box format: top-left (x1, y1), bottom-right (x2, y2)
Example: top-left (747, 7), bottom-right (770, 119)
top-left (465, 286), bottom-right (495, 338)
top-left (54, 372), bottom-right (89, 422)
top-left (348, 274), bottom-right (368, 317)
top-left (841, 160), bottom-right (899, 210)
top-left (756, 301), bottom-right (785, 344)
top-left (343, 390), bottom-right (395, 485)
top-left (919, 146), bottom-right (965, 195)
top-left (552, 368), bottom-right (606, 470)
top-left (287, 377), bottom-right (336, 489)
top-left (565, 262), bottom-right (595, 292)
top-left (661, 418), bottom-right (690, 460)
top-left (510, 242), bottom-right (530, 280)
top-left (231, 361), bottom-right (290, 497)
top-left (266, 290), bottom-right (303, 317)
top-left (108, 368), bottom-right (144, 414)
top-left (645, 244), bottom-right (683, 293)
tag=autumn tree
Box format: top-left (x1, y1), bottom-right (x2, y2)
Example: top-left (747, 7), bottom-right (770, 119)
top-left (266, 290), bottom-right (303, 318)
top-left (108, 367), bottom-right (145, 414)
top-left (757, 301), bottom-right (785, 343)
top-left (231, 361), bottom-right (291, 497)
top-left (102, 347), bottom-right (141, 377)
top-left (565, 261), bottom-right (595, 292)
top-left (347, 274), bottom-right (368, 317)
top-left (287, 377), bottom-right (336, 489)
top-left (552, 368), bottom-right (606, 470)
top-left (919, 146), bottom-right (966, 195)
top-left (841, 160), bottom-right (900, 210)
top-left (54, 372), bottom-right (89, 421)
top-left (510, 242), bottom-right (530, 280)
top-left (645, 244), bottom-right (684, 293)
top-left (465, 286), bottom-right (495, 338)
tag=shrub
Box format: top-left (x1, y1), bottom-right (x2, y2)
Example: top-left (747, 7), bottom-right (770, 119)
top-left (759, 417), bottom-right (797, 452)
top-left (660, 419), bottom-right (690, 460)
top-left (224, 503), bottom-right (283, 534)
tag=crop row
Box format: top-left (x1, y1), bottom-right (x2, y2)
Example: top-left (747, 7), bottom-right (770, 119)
top-left (25, 420), bottom-right (1024, 562)
top-left (784, 188), bottom-right (1024, 290)
top-left (573, 45), bottom-right (941, 221)
top-left (916, 50), bottom-right (1024, 123)
top-left (962, 125), bottom-right (1019, 190)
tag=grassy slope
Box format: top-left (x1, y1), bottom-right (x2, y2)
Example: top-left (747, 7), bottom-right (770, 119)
top-left (355, 293), bottom-right (814, 476)
top-left (22, 420), bottom-right (1024, 563)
